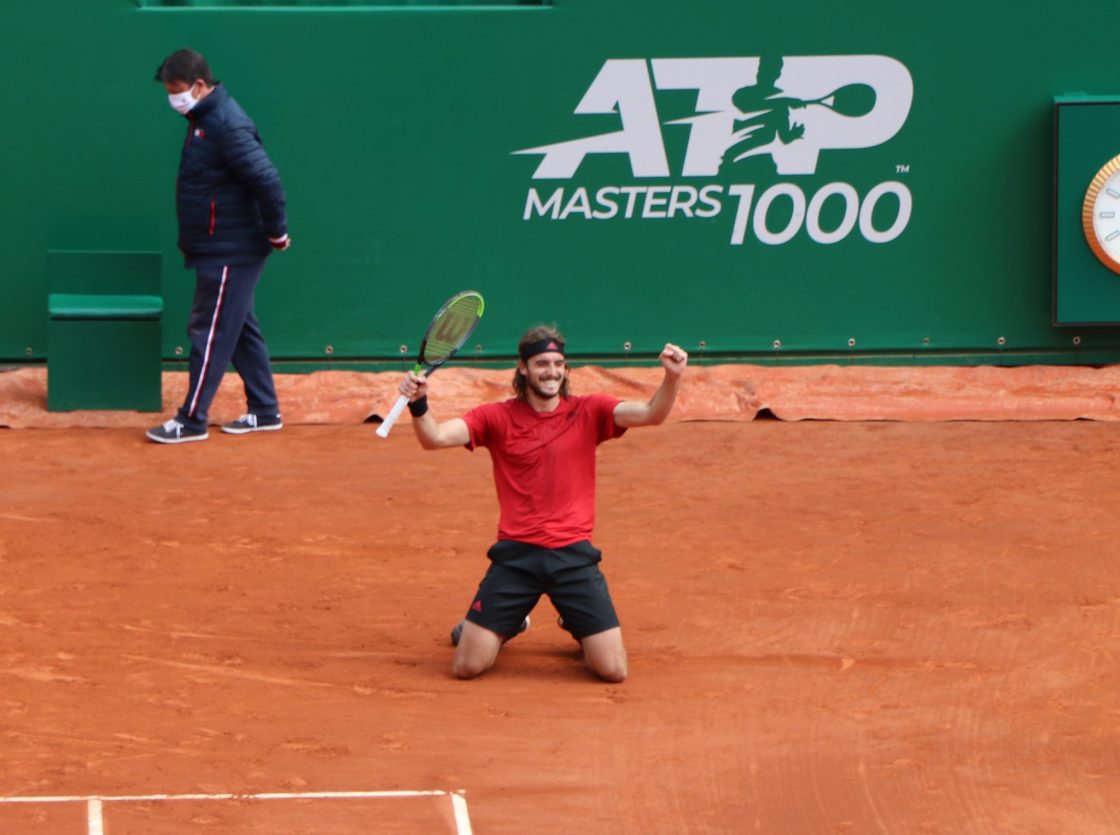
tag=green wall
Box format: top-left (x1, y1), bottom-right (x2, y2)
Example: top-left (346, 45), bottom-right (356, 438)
top-left (3, 0), bottom-right (1119, 364)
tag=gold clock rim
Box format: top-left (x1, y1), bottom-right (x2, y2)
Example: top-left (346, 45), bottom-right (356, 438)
top-left (1082, 154), bottom-right (1120, 276)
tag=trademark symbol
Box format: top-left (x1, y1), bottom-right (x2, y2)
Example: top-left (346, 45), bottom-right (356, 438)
top-left (895, 164), bottom-right (911, 174)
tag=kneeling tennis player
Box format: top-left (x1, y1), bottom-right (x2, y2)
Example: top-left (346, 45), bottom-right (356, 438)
top-left (395, 325), bottom-right (688, 682)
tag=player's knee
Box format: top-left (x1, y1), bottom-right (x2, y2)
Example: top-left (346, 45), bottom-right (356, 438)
top-left (585, 645), bottom-right (628, 682)
top-left (451, 648), bottom-right (496, 680)
top-left (452, 624), bottom-right (502, 679)
top-left (592, 656), bottom-right (628, 683)
top-left (581, 627), bottom-right (627, 682)
top-left (452, 658), bottom-right (485, 679)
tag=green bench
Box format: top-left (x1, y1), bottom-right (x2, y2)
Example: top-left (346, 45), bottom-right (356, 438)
top-left (46, 251), bottom-right (164, 412)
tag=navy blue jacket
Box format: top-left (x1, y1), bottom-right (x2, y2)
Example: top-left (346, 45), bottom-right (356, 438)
top-left (176, 84), bottom-right (288, 267)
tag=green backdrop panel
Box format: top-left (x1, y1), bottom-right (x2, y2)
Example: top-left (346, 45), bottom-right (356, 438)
top-left (2, 0), bottom-right (1119, 364)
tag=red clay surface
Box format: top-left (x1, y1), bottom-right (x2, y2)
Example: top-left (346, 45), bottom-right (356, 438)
top-left (2, 371), bottom-right (1120, 832)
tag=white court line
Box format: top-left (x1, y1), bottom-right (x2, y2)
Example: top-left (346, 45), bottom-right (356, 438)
top-left (86, 799), bottom-right (103, 835)
top-left (2, 790), bottom-right (455, 803)
top-left (0, 790), bottom-right (472, 835)
top-left (451, 792), bottom-right (474, 835)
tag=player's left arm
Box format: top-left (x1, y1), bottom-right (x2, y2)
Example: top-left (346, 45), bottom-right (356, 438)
top-left (613, 343), bottom-right (688, 428)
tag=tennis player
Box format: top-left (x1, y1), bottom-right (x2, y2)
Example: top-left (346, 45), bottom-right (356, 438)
top-left (396, 325), bottom-right (688, 681)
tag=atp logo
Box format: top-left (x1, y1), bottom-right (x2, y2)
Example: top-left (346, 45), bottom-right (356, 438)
top-left (515, 55), bottom-right (913, 178)
top-left (514, 55), bottom-right (916, 247)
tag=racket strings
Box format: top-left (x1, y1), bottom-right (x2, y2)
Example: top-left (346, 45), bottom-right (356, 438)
top-left (423, 296), bottom-right (483, 364)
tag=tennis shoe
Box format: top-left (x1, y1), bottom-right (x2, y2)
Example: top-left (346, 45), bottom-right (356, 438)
top-left (450, 616), bottom-right (530, 646)
top-left (221, 413), bottom-right (283, 434)
top-left (146, 418), bottom-right (208, 444)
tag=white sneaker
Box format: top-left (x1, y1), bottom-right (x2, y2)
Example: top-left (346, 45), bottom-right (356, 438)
top-left (146, 418), bottom-right (208, 444)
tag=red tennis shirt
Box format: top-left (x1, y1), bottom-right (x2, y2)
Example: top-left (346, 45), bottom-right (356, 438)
top-left (463, 394), bottom-right (627, 548)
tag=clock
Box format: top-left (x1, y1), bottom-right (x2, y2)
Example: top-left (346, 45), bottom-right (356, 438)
top-left (1083, 154), bottom-right (1120, 275)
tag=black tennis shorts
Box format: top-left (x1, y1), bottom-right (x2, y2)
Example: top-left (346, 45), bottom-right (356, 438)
top-left (464, 539), bottom-right (620, 640)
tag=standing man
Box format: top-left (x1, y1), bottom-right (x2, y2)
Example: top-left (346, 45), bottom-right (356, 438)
top-left (396, 325), bottom-right (688, 682)
top-left (147, 48), bottom-right (290, 444)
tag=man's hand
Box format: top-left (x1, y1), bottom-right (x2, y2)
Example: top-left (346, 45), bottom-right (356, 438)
top-left (398, 370), bottom-right (429, 401)
top-left (270, 234), bottom-right (291, 251)
top-left (660, 343), bottom-right (688, 377)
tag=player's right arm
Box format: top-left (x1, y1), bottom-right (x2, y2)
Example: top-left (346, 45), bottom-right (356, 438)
top-left (397, 371), bottom-right (470, 449)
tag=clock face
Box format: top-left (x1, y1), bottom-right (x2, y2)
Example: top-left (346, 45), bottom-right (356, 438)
top-left (1083, 155), bottom-right (1120, 275)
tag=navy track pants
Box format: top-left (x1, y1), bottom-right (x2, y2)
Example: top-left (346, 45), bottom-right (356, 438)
top-left (175, 258), bottom-right (279, 432)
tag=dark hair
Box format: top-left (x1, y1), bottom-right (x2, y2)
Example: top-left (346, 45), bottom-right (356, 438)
top-left (155, 49), bottom-right (214, 85)
top-left (513, 324), bottom-right (570, 400)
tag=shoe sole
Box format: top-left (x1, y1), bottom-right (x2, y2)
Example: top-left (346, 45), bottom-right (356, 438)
top-left (146, 431), bottom-right (209, 444)
top-left (221, 423), bottom-right (283, 435)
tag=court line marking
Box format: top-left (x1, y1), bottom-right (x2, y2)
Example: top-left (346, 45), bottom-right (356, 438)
top-left (451, 791), bottom-right (473, 834)
top-left (87, 799), bottom-right (103, 835)
top-left (0, 790), bottom-right (472, 835)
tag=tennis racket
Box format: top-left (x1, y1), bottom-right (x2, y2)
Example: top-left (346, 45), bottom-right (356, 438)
top-left (375, 290), bottom-right (485, 438)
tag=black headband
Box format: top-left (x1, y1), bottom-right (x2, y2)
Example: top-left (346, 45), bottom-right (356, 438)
top-left (519, 338), bottom-right (566, 361)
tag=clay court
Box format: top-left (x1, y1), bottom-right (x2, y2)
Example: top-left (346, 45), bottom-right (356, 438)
top-left (2, 365), bottom-right (1120, 833)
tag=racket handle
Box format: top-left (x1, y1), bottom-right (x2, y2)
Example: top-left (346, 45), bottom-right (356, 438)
top-left (375, 394), bottom-right (411, 438)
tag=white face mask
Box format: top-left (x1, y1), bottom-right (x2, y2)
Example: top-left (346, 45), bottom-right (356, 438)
top-left (167, 87), bottom-right (199, 115)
